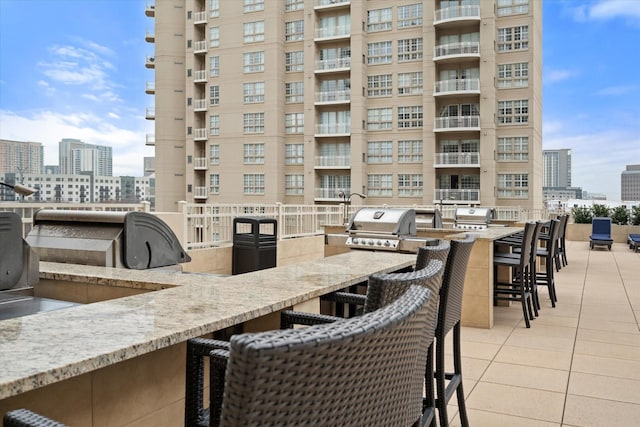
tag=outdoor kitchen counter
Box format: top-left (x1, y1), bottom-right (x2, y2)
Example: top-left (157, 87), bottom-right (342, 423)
top-left (447, 226), bottom-right (524, 329)
top-left (0, 250), bottom-right (415, 423)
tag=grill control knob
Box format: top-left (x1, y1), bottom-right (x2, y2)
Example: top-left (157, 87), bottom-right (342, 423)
top-left (368, 239), bottom-right (374, 245)
top-left (352, 238), bottom-right (358, 244)
top-left (384, 240), bottom-right (391, 247)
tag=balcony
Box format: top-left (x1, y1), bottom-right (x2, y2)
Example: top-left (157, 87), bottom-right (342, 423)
top-left (194, 128), bottom-right (207, 141)
top-left (434, 116), bottom-right (480, 132)
top-left (193, 99), bottom-right (207, 112)
top-left (315, 123), bottom-right (350, 136)
top-left (314, 0), bottom-right (350, 10)
top-left (193, 186), bottom-right (208, 199)
top-left (193, 40), bottom-right (207, 54)
top-left (434, 5), bottom-right (481, 26)
top-left (314, 187), bottom-right (350, 200)
top-left (434, 152), bottom-right (480, 168)
top-left (193, 157), bottom-right (208, 170)
top-left (315, 26), bottom-right (350, 42)
top-left (145, 107), bottom-right (155, 120)
top-left (314, 155), bottom-right (350, 169)
top-left (145, 81), bottom-right (155, 94)
top-left (145, 2), bottom-right (155, 17)
top-left (434, 78), bottom-right (480, 97)
top-left (314, 90), bottom-right (350, 105)
top-left (434, 188), bottom-right (480, 203)
top-left (145, 134), bottom-right (155, 146)
top-left (314, 58), bottom-right (351, 73)
top-left (194, 69), bottom-right (207, 83)
top-left (433, 42), bottom-right (480, 62)
top-left (193, 11), bottom-right (207, 25)
top-left (145, 31), bottom-right (155, 43)
top-left (145, 56), bottom-right (155, 68)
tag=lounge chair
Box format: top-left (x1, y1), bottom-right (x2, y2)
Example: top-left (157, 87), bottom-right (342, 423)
top-left (628, 234), bottom-right (640, 252)
top-left (589, 217), bottom-right (613, 250)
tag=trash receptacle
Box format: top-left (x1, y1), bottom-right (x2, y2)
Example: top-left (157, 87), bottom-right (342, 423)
top-left (232, 217), bottom-right (277, 275)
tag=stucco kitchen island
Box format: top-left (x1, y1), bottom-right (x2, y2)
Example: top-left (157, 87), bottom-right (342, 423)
top-left (0, 251), bottom-right (415, 426)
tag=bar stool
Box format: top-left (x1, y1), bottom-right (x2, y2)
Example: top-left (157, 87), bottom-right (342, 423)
top-left (3, 409), bottom-right (67, 427)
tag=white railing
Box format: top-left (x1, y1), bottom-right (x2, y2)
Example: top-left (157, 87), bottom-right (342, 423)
top-left (315, 0), bottom-right (350, 7)
top-left (315, 123), bottom-right (350, 135)
top-left (315, 26), bottom-right (350, 39)
top-left (434, 78), bottom-right (480, 95)
top-left (315, 155), bottom-right (350, 168)
top-left (145, 108), bottom-right (155, 119)
top-left (315, 90), bottom-right (350, 103)
top-left (145, 56), bottom-right (155, 67)
top-left (434, 42), bottom-right (480, 59)
top-left (315, 58), bottom-right (351, 71)
top-left (193, 157), bottom-right (207, 170)
top-left (146, 134), bottom-right (155, 145)
top-left (193, 99), bottom-right (207, 111)
top-left (193, 11), bottom-right (207, 24)
top-left (434, 116), bottom-right (480, 130)
top-left (194, 186), bottom-right (208, 199)
top-left (434, 5), bottom-right (481, 23)
top-left (194, 70), bottom-right (207, 82)
top-left (434, 189), bottom-right (480, 203)
top-left (194, 128), bottom-right (207, 140)
top-left (194, 40), bottom-right (207, 53)
top-left (145, 81), bottom-right (155, 92)
top-left (434, 152), bottom-right (480, 167)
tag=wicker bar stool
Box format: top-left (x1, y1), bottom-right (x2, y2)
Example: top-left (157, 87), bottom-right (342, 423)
top-left (3, 409), bottom-right (67, 427)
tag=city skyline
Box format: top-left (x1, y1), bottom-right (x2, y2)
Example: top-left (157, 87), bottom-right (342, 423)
top-left (1, 0), bottom-right (639, 200)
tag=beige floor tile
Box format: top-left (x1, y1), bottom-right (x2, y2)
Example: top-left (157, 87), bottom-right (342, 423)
top-left (494, 345), bottom-right (572, 371)
top-left (510, 323), bottom-right (577, 340)
top-left (504, 332), bottom-right (575, 352)
top-left (563, 394), bottom-right (640, 427)
top-left (571, 353), bottom-right (640, 381)
top-left (450, 409), bottom-right (560, 427)
top-left (578, 317), bottom-right (639, 334)
top-left (577, 327), bottom-right (640, 347)
top-left (465, 382), bottom-right (565, 423)
top-left (574, 339), bottom-right (640, 361)
top-left (480, 361), bottom-right (569, 393)
top-left (457, 341), bottom-right (502, 360)
top-left (568, 371), bottom-right (640, 404)
top-left (532, 313), bottom-right (579, 328)
top-left (460, 324), bottom-right (515, 345)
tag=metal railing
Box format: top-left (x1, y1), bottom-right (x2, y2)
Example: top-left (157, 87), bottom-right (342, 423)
top-left (434, 5), bottom-right (481, 23)
top-left (434, 42), bottom-right (480, 59)
top-left (434, 116), bottom-right (480, 130)
top-left (434, 78), bottom-right (480, 95)
top-left (434, 152), bottom-right (480, 167)
top-left (315, 90), bottom-right (350, 103)
top-left (315, 58), bottom-right (351, 72)
top-left (315, 26), bottom-right (350, 39)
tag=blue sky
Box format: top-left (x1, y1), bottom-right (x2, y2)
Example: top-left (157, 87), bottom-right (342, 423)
top-left (1, 0), bottom-right (639, 200)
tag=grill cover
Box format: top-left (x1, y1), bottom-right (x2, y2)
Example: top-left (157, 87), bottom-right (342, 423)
top-left (0, 212), bottom-right (39, 290)
top-left (347, 208), bottom-right (416, 236)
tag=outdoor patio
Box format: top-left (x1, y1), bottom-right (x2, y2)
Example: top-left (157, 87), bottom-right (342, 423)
top-left (448, 240), bottom-right (640, 426)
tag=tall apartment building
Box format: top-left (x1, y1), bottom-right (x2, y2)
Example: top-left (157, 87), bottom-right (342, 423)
top-left (0, 139), bottom-right (44, 175)
top-left (146, 0), bottom-right (542, 212)
top-left (59, 138), bottom-right (113, 177)
top-left (621, 164), bottom-right (640, 201)
top-left (543, 148), bottom-right (571, 188)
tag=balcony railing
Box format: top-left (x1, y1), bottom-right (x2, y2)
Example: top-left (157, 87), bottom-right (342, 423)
top-left (433, 42), bottom-right (480, 61)
top-left (434, 189), bottom-right (480, 203)
top-left (315, 123), bottom-right (350, 135)
top-left (193, 11), bottom-right (207, 24)
top-left (315, 90), bottom-right (350, 104)
top-left (145, 81), bottom-right (155, 94)
top-left (314, 155), bottom-right (350, 168)
top-left (145, 108), bottom-right (155, 120)
top-left (434, 152), bottom-right (480, 167)
top-left (145, 31), bottom-right (155, 43)
top-left (315, 0), bottom-right (350, 8)
top-left (145, 56), bottom-right (155, 68)
top-left (434, 116), bottom-right (480, 131)
top-left (194, 157), bottom-right (208, 170)
top-left (193, 99), bottom-right (207, 111)
top-left (434, 78), bottom-right (480, 96)
top-left (315, 26), bottom-right (350, 40)
top-left (314, 188), bottom-right (351, 200)
top-left (194, 69), bottom-right (207, 82)
top-left (145, 134), bottom-right (155, 146)
top-left (194, 40), bottom-right (207, 53)
top-left (194, 186), bottom-right (208, 199)
top-left (194, 128), bottom-right (207, 140)
top-left (434, 5), bottom-right (481, 25)
top-left (145, 2), bottom-right (155, 17)
top-left (315, 58), bottom-right (351, 72)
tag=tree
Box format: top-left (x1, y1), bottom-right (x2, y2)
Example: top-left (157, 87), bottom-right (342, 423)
top-left (611, 206), bottom-right (629, 225)
top-left (571, 207), bottom-right (592, 224)
top-left (591, 204), bottom-right (610, 218)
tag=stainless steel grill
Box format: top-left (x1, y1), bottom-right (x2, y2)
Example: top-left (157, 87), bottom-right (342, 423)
top-left (454, 207), bottom-right (492, 230)
top-left (415, 208), bottom-right (442, 230)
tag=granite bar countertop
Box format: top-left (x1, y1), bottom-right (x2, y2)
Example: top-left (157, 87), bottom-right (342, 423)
top-left (446, 226), bottom-right (523, 241)
top-left (0, 251), bottom-right (415, 400)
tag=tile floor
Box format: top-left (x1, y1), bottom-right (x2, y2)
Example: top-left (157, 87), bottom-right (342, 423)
top-left (446, 240), bottom-right (640, 426)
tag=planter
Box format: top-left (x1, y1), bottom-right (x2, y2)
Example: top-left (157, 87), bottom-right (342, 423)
top-left (566, 223), bottom-right (640, 243)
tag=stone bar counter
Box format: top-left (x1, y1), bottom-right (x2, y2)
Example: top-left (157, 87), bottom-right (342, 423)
top-left (0, 251), bottom-right (414, 426)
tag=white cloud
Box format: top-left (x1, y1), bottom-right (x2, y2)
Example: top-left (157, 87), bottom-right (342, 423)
top-left (570, 0), bottom-right (640, 24)
top-left (545, 69), bottom-right (576, 84)
top-left (595, 85), bottom-right (639, 96)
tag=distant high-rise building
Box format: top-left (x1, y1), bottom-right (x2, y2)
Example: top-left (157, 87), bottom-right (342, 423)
top-left (0, 139), bottom-right (44, 175)
top-left (621, 164), bottom-right (640, 201)
top-left (146, 0), bottom-right (543, 212)
top-left (543, 149), bottom-right (572, 188)
top-left (58, 138), bottom-right (113, 176)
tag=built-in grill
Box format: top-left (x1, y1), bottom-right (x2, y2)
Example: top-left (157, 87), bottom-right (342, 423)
top-left (26, 210), bottom-right (191, 270)
top-left (454, 207), bottom-right (493, 230)
top-left (415, 208), bottom-right (443, 230)
top-left (0, 212), bottom-right (39, 291)
top-left (343, 208), bottom-right (436, 253)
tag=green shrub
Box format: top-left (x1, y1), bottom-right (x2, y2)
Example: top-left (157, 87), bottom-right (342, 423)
top-left (591, 204), bottom-right (610, 218)
top-left (611, 206), bottom-right (629, 225)
top-left (571, 206), bottom-right (593, 224)
top-left (632, 206), bottom-right (640, 226)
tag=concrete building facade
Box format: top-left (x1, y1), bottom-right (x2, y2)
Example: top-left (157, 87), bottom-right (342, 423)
top-left (147, 0), bottom-right (543, 212)
top-left (0, 139), bottom-right (44, 175)
top-left (621, 164), bottom-right (640, 201)
top-left (59, 138), bottom-right (113, 177)
top-left (543, 148), bottom-right (571, 188)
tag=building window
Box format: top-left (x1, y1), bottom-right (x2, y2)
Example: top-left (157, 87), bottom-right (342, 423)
top-left (285, 113), bottom-right (304, 134)
top-left (498, 173), bottom-right (529, 198)
top-left (367, 41), bottom-right (393, 65)
top-left (285, 81), bottom-right (304, 103)
top-left (210, 26), bottom-right (220, 47)
top-left (368, 174), bottom-right (393, 196)
top-left (244, 143), bottom-right (265, 164)
top-left (498, 63), bottom-right (528, 88)
top-left (243, 81), bottom-right (265, 103)
top-left (367, 108), bottom-right (393, 130)
top-left (244, 174), bottom-right (265, 194)
top-left (398, 174), bottom-right (423, 197)
top-left (398, 140), bottom-right (423, 163)
top-left (285, 50), bottom-right (304, 72)
top-left (210, 85), bottom-right (220, 105)
top-left (498, 26), bottom-right (529, 52)
top-left (498, 100), bottom-right (528, 124)
top-left (243, 51), bottom-right (264, 73)
top-left (243, 20), bottom-right (264, 43)
top-left (285, 144), bottom-right (304, 164)
top-left (285, 175), bottom-right (304, 195)
top-left (398, 71), bottom-right (423, 95)
top-left (497, 136), bottom-right (529, 160)
top-left (398, 106), bottom-right (423, 128)
top-left (243, 112), bottom-right (265, 133)
top-left (209, 174), bottom-right (220, 194)
top-left (367, 74), bottom-right (393, 97)
top-left (367, 8), bottom-right (392, 32)
top-left (367, 141), bottom-right (392, 163)
top-left (209, 114), bottom-right (219, 135)
top-left (209, 144), bottom-right (220, 164)
top-left (497, 0), bottom-right (529, 16)
top-left (397, 3), bottom-right (423, 28)
top-left (285, 0), bottom-right (304, 12)
top-left (398, 38), bottom-right (423, 61)
top-left (243, 0), bottom-right (264, 13)
top-left (209, 0), bottom-right (219, 18)
top-left (210, 56), bottom-right (219, 77)
top-left (285, 20), bottom-right (304, 42)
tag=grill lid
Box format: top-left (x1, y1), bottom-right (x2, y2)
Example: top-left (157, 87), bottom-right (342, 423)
top-left (347, 208), bottom-right (416, 236)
